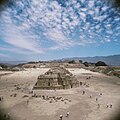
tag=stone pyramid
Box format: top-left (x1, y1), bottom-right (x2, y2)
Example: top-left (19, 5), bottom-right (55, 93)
top-left (33, 67), bottom-right (79, 90)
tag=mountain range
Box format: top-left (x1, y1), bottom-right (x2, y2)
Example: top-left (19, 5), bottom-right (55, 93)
top-left (61, 55), bottom-right (120, 66)
top-left (0, 55), bottom-right (120, 66)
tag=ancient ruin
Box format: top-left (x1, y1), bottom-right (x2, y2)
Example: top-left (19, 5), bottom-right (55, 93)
top-left (33, 67), bottom-right (79, 89)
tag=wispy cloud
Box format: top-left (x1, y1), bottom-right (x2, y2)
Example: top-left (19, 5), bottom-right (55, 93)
top-left (0, 45), bottom-right (39, 55)
top-left (45, 29), bottom-right (73, 50)
top-left (0, 17), bottom-right (44, 54)
top-left (0, 53), bottom-right (8, 58)
top-left (0, 0), bottom-right (120, 55)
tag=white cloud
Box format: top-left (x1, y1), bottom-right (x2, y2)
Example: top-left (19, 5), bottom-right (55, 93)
top-left (45, 28), bottom-right (76, 50)
top-left (81, 8), bottom-right (87, 12)
top-left (102, 6), bottom-right (109, 11)
top-left (81, 0), bottom-right (85, 3)
top-left (88, 10), bottom-right (94, 15)
top-left (79, 12), bottom-right (86, 22)
top-left (0, 46), bottom-right (39, 55)
top-left (1, 23), bottom-right (44, 54)
top-left (88, 0), bottom-right (94, 7)
top-left (0, 0), bottom-right (119, 55)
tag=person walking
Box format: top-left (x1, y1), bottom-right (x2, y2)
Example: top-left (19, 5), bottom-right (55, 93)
top-left (66, 111), bottom-right (69, 117)
top-left (59, 114), bottom-right (63, 120)
top-left (110, 103), bottom-right (112, 108)
top-left (106, 103), bottom-right (109, 108)
top-left (98, 104), bottom-right (100, 108)
top-left (82, 90), bottom-right (85, 95)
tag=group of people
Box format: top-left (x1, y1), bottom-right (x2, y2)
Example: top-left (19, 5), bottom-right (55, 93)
top-left (26, 93), bottom-right (72, 105)
top-left (31, 93), bottom-right (71, 103)
top-left (82, 88), bottom-right (113, 110)
top-left (59, 112), bottom-right (69, 120)
top-left (106, 103), bottom-right (112, 108)
top-left (97, 103), bottom-right (113, 109)
top-left (80, 74), bottom-right (114, 111)
top-left (3, 113), bottom-right (10, 120)
top-left (95, 94), bottom-right (113, 109)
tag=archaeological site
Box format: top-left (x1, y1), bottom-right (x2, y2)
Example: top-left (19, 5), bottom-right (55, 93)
top-left (33, 67), bottom-right (79, 89)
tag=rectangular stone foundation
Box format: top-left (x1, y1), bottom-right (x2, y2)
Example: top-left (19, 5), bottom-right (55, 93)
top-left (33, 67), bottom-right (80, 90)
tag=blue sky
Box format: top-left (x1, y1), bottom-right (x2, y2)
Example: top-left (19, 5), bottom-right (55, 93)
top-left (0, 0), bottom-right (120, 61)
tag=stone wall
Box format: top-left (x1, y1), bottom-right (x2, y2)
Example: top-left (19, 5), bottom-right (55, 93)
top-left (33, 67), bottom-right (79, 90)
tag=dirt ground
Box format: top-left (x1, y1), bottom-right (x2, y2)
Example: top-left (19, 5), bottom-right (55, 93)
top-left (0, 68), bottom-right (120, 120)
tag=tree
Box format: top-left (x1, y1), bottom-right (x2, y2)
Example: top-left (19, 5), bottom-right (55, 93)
top-left (0, 64), bottom-right (8, 69)
top-left (79, 60), bottom-right (83, 63)
top-left (83, 62), bottom-right (89, 67)
top-left (95, 61), bottom-right (107, 66)
top-left (68, 60), bottom-right (75, 64)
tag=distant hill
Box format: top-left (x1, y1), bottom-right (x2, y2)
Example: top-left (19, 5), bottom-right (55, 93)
top-left (61, 55), bottom-right (120, 66)
top-left (0, 55), bottom-right (120, 66)
top-left (0, 61), bottom-right (27, 65)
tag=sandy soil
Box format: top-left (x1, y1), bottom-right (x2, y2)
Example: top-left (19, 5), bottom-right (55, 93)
top-left (0, 68), bottom-right (120, 120)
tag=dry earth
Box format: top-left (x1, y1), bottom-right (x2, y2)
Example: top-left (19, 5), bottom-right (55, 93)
top-left (0, 68), bottom-right (120, 120)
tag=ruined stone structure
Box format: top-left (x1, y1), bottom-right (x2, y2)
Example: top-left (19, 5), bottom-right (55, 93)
top-left (33, 67), bottom-right (79, 90)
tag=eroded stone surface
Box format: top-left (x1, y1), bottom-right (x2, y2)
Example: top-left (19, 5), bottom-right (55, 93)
top-left (33, 67), bottom-right (79, 89)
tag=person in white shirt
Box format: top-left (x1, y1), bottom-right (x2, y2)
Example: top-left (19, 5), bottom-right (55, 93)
top-left (66, 111), bottom-right (69, 117)
top-left (59, 114), bottom-right (63, 120)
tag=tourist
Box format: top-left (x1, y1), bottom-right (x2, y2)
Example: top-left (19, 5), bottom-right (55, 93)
top-left (98, 104), bottom-right (100, 108)
top-left (106, 103), bottom-right (109, 108)
top-left (59, 114), bottom-right (63, 120)
top-left (0, 96), bottom-right (3, 101)
top-left (3, 114), bottom-right (6, 119)
top-left (7, 112), bottom-right (10, 120)
top-left (42, 95), bottom-right (45, 99)
top-left (82, 90), bottom-right (85, 95)
top-left (66, 111), bottom-right (69, 117)
top-left (96, 98), bottom-right (98, 101)
top-left (110, 104), bottom-right (112, 108)
top-left (80, 82), bottom-right (82, 85)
